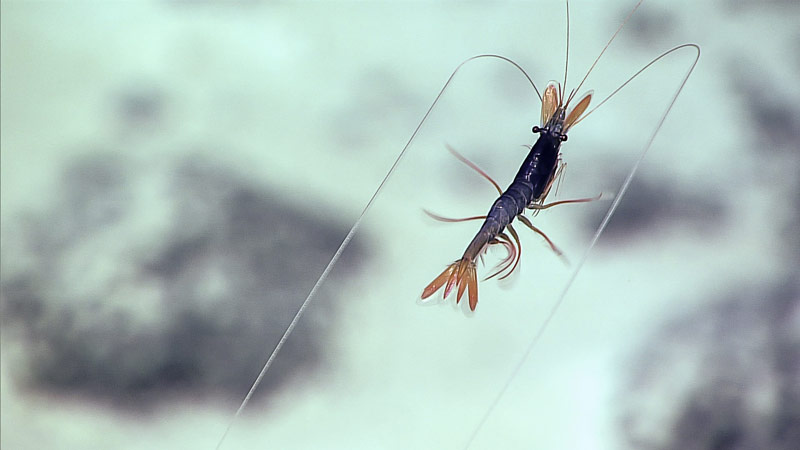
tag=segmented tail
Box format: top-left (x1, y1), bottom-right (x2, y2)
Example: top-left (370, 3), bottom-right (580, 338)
top-left (421, 258), bottom-right (479, 311)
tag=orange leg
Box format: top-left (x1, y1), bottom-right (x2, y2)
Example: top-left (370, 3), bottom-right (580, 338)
top-left (422, 145), bottom-right (500, 225)
top-left (485, 230), bottom-right (520, 281)
top-left (445, 144), bottom-right (503, 195)
top-left (501, 223), bottom-right (522, 279)
top-left (529, 193), bottom-right (601, 211)
top-left (423, 210), bottom-right (486, 223)
top-left (516, 214), bottom-right (564, 258)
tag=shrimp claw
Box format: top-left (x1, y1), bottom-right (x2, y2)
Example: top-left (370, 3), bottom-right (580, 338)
top-left (421, 258), bottom-right (479, 311)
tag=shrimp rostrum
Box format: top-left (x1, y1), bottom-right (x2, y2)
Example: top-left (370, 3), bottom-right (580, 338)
top-left (421, 82), bottom-right (596, 311)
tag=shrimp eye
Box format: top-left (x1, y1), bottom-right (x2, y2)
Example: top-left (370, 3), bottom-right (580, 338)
top-left (532, 126), bottom-right (541, 134)
top-left (560, 134), bottom-right (568, 142)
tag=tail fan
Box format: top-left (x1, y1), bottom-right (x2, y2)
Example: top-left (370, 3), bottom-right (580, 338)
top-left (421, 258), bottom-right (479, 311)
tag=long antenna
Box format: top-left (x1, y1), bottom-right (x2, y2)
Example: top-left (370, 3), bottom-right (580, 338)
top-left (566, 0), bottom-right (644, 106)
top-left (214, 53), bottom-right (542, 450)
top-left (573, 43), bottom-right (698, 125)
top-left (463, 43), bottom-right (700, 450)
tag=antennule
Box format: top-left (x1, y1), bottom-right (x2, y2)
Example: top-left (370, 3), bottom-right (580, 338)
top-left (567, 0), bottom-right (644, 105)
top-left (563, 0), bottom-right (571, 97)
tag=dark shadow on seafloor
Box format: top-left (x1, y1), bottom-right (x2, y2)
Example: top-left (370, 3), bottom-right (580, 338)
top-left (0, 153), bottom-right (368, 412)
top-left (619, 278), bottom-right (800, 450)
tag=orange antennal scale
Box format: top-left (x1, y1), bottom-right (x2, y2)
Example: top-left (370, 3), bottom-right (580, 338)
top-left (564, 90), bottom-right (593, 131)
top-left (541, 81), bottom-right (560, 125)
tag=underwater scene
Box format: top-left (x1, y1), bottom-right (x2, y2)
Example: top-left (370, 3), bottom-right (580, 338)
top-left (2, 1), bottom-right (798, 449)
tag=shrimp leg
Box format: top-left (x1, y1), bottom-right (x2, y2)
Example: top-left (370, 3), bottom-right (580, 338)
top-left (529, 193), bottom-right (601, 210)
top-left (445, 144), bottom-right (503, 194)
top-left (423, 210), bottom-right (487, 223)
top-left (516, 214), bottom-right (567, 262)
top-left (484, 232), bottom-right (517, 280)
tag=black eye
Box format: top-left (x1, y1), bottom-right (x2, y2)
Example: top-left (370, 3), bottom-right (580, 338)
top-left (532, 126), bottom-right (541, 134)
top-left (560, 134), bottom-right (568, 142)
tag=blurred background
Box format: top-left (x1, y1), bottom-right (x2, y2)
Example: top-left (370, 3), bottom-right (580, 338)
top-left (1, 0), bottom-right (798, 449)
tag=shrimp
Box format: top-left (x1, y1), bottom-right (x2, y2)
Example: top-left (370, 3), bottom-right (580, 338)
top-left (421, 83), bottom-right (596, 311)
top-left (420, 0), bottom-right (699, 312)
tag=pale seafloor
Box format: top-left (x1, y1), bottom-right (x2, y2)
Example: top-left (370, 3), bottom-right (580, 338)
top-left (1, 1), bottom-right (798, 449)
